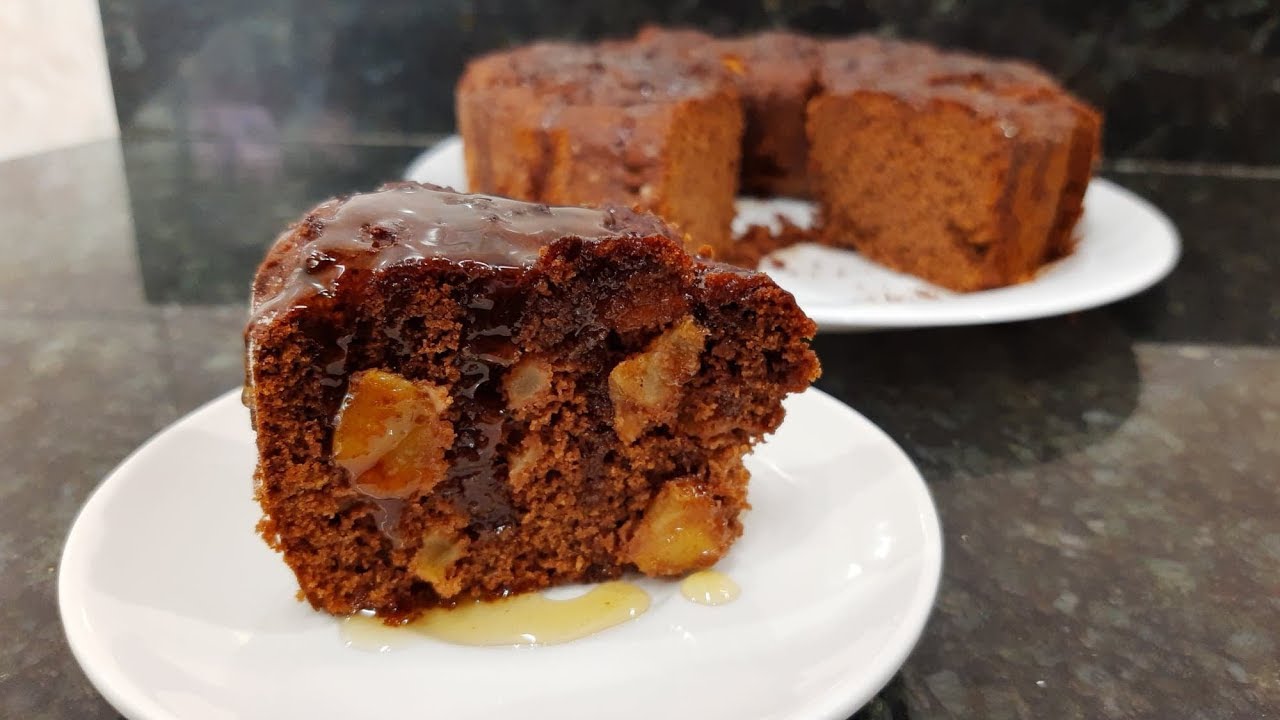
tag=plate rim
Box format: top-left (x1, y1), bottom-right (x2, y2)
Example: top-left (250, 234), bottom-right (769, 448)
top-left (58, 389), bottom-right (242, 720)
top-left (404, 136), bottom-right (1181, 332)
top-left (59, 387), bottom-right (943, 720)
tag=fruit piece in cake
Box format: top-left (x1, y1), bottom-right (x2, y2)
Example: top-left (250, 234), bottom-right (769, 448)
top-left (332, 370), bottom-right (453, 498)
top-left (625, 479), bottom-right (734, 576)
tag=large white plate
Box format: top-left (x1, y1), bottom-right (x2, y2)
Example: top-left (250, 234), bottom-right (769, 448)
top-left (60, 388), bottom-right (941, 720)
top-left (406, 136), bottom-right (1180, 330)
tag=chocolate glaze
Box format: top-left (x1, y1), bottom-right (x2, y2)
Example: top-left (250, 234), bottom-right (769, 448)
top-left (442, 269), bottom-right (525, 530)
top-left (249, 181), bottom-right (674, 326)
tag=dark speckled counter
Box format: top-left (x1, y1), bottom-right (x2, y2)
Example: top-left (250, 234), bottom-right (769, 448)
top-left (1, 139), bottom-right (1276, 719)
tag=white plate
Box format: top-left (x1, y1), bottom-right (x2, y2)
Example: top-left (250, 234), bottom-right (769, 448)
top-left (406, 136), bottom-right (1180, 330)
top-left (60, 388), bottom-right (941, 720)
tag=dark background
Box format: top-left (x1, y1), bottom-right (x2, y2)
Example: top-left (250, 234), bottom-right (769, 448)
top-left (100, 0), bottom-right (1280, 165)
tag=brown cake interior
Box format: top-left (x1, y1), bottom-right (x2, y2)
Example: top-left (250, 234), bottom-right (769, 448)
top-left (809, 38), bottom-right (1089, 291)
top-left (245, 183), bottom-right (818, 620)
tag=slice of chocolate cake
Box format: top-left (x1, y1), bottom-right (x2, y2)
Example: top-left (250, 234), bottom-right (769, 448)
top-left (244, 182), bottom-right (819, 620)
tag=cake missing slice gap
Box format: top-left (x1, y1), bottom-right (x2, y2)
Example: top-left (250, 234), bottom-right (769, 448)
top-left (244, 181), bottom-right (819, 622)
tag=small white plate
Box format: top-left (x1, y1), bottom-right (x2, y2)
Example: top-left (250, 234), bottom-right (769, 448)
top-left (406, 136), bottom-right (1180, 330)
top-left (60, 388), bottom-right (941, 720)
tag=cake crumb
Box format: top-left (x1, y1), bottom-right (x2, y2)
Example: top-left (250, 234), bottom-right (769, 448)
top-left (725, 214), bottom-right (818, 268)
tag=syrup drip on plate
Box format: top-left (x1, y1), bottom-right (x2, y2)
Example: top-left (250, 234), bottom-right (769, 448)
top-left (341, 581), bottom-right (650, 650)
top-left (679, 570), bottom-right (740, 606)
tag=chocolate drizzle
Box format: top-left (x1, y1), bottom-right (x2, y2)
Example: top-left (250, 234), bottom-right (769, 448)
top-left (320, 333), bottom-right (354, 388)
top-left (369, 497), bottom-right (406, 542)
top-left (249, 182), bottom-right (674, 327)
top-left (444, 268), bottom-right (525, 529)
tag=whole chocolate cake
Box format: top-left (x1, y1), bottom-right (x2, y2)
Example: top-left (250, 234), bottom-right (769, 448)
top-left (457, 29), bottom-right (1102, 292)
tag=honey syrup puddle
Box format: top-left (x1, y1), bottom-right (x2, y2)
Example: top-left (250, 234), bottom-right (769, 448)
top-left (341, 580), bottom-right (650, 651)
top-left (679, 570), bottom-right (740, 606)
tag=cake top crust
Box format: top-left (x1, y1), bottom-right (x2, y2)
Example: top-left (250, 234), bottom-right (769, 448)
top-left (819, 38), bottom-right (1070, 112)
top-left (460, 40), bottom-right (733, 107)
top-left (250, 182), bottom-right (676, 323)
top-left (818, 37), bottom-right (1080, 136)
top-left (819, 36), bottom-right (1057, 94)
top-left (634, 27), bottom-right (819, 94)
top-left (716, 30), bottom-right (819, 65)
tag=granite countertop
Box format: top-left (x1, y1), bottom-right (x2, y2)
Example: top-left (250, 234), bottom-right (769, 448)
top-left (1, 138), bottom-right (1276, 719)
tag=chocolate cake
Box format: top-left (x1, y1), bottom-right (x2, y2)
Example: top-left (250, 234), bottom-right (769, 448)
top-left (244, 182), bottom-right (819, 620)
top-left (456, 30), bottom-right (1101, 292)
